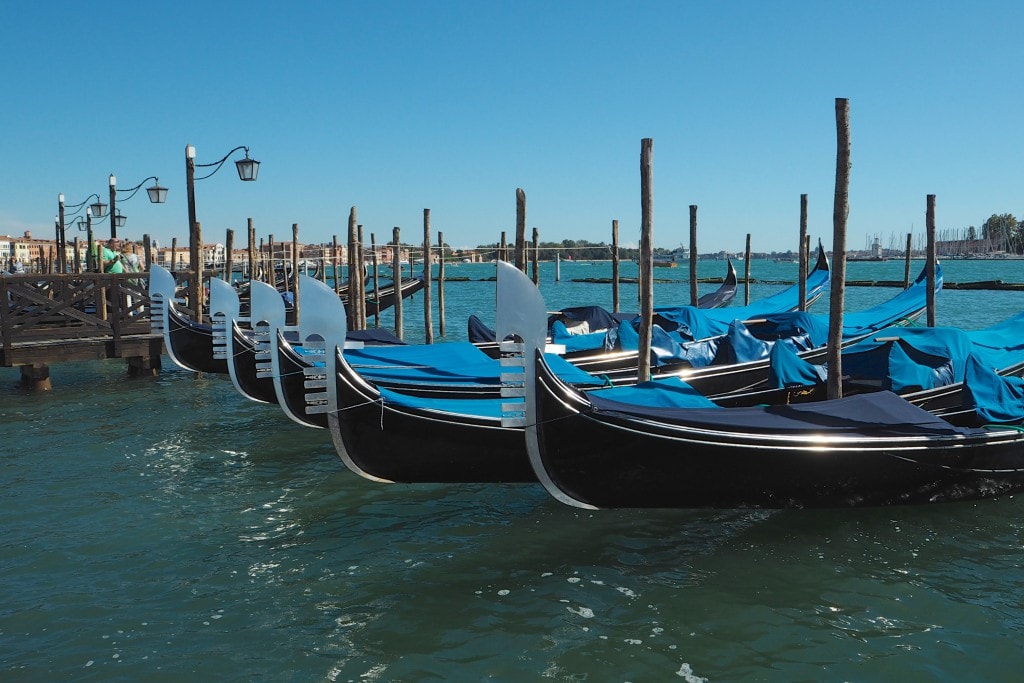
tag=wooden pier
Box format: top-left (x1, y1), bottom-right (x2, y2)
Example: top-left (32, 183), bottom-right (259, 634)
top-left (1, 272), bottom-right (164, 390)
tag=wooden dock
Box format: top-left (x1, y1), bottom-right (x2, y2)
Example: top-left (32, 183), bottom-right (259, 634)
top-left (1, 272), bottom-right (164, 390)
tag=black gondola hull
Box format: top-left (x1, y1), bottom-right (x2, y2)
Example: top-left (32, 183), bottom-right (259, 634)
top-left (531, 354), bottom-right (1024, 509)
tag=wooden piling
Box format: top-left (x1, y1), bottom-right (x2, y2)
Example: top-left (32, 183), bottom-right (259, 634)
top-left (926, 195), bottom-right (937, 327)
top-left (332, 234), bottom-right (341, 297)
top-left (192, 220), bottom-right (204, 322)
top-left (515, 189), bottom-right (527, 272)
top-left (744, 233), bottom-right (752, 305)
top-left (555, 252), bottom-right (561, 282)
top-left (611, 219), bottom-right (620, 313)
top-left (438, 230), bottom-right (446, 336)
top-left (638, 138), bottom-right (654, 383)
top-left (142, 235), bottom-right (152, 272)
top-left (531, 227), bottom-right (539, 285)
top-left (292, 224), bottom-right (300, 325)
top-left (499, 231), bottom-right (507, 263)
top-left (799, 194), bottom-right (808, 311)
top-left (224, 228), bottom-right (234, 281)
top-left (347, 208), bottom-right (358, 332)
top-left (827, 97), bottom-right (851, 401)
top-left (392, 227), bottom-right (403, 341)
top-left (423, 209), bottom-right (433, 344)
top-left (371, 233), bottom-right (380, 328)
top-left (357, 224), bottom-right (366, 330)
top-left (904, 232), bottom-right (913, 289)
top-left (689, 205), bottom-right (698, 306)
top-left (247, 218), bottom-right (256, 282)
top-left (19, 364), bottom-right (51, 392)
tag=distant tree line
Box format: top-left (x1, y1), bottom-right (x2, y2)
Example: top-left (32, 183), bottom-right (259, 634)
top-left (475, 239), bottom-right (641, 260)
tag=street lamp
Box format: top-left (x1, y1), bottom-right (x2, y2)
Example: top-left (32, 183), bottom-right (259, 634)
top-left (74, 209), bottom-right (95, 271)
top-left (57, 192), bottom-right (105, 273)
top-left (184, 143), bottom-right (260, 319)
top-left (108, 174), bottom-right (167, 239)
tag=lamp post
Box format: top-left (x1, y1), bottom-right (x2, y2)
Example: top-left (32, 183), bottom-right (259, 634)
top-left (57, 193), bottom-right (107, 273)
top-left (74, 210), bottom-right (95, 271)
top-left (184, 144), bottom-right (259, 320)
top-left (107, 174), bottom-right (167, 240)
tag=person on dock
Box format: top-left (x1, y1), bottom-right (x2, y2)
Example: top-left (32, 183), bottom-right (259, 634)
top-left (101, 238), bottom-right (125, 274)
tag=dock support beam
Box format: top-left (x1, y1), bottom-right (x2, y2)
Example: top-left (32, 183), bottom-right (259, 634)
top-left (19, 364), bottom-right (52, 391)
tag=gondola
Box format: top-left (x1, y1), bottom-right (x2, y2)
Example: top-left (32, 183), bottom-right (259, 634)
top-left (210, 276), bottom-right (281, 404)
top-left (153, 264), bottom-right (419, 376)
top-left (467, 258), bottom-right (740, 345)
top-left (150, 264), bottom-right (229, 374)
top-left (506, 265), bottom-right (1024, 509)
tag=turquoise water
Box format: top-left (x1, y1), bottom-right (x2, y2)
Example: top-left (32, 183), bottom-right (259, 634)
top-left (3, 259), bottom-right (1024, 681)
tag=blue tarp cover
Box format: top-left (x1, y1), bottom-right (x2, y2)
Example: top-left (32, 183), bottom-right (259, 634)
top-left (588, 376), bottom-right (719, 409)
top-left (963, 353), bottom-right (1024, 424)
top-left (378, 385), bottom-right (521, 419)
top-left (590, 390), bottom-right (976, 437)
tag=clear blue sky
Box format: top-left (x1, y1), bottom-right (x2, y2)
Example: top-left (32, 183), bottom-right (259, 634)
top-left (2, 1), bottom-right (1021, 253)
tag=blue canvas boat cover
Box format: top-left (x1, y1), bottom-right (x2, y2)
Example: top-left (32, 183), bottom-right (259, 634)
top-left (962, 353), bottom-right (1024, 424)
top-left (588, 376), bottom-right (719, 409)
top-left (589, 389), bottom-right (976, 437)
top-left (348, 342), bottom-right (605, 389)
top-left (377, 385), bottom-right (522, 419)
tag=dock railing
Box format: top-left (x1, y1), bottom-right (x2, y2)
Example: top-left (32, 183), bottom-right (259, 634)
top-left (0, 272), bottom-right (157, 366)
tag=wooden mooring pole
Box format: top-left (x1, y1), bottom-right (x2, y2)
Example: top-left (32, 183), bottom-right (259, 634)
top-left (827, 97), bottom-right (851, 401)
top-left (531, 227), bottom-right (539, 285)
top-left (638, 138), bottom-right (654, 383)
top-left (904, 232), bottom-right (913, 289)
top-left (611, 219), bottom-right (620, 313)
top-left (438, 230), bottom-right (446, 336)
top-left (423, 209), bottom-right (433, 344)
top-left (515, 189), bottom-right (527, 273)
top-left (392, 227), bottom-right (403, 341)
top-left (689, 205), bottom-right (698, 306)
top-left (799, 194), bottom-right (808, 311)
top-left (371, 233), bottom-right (380, 328)
top-left (291, 224), bottom-right (300, 325)
top-left (744, 233), bottom-right (752, 305)
top-left (926, 195), bottom-right (937, 327)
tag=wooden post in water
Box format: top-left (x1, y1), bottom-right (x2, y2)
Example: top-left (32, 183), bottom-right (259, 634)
top-left (437, 231), bottom-right (446, 336)
top-left (423, 209), bottom-right (433, 344)
top-left (531, 227), bottom-right (539, 285)
top-left (904, 232), bottom-right (913, 289)
top-left (638, 138), bottom-right (655, 383)
top-left (555, 252), bottom-right (561, 281)
top-left (73, 237), bottom-right (81, 274)
top-left (332, 234), bottom-right (341, 297)
top-left (926, 195), bottom-right (937, 327)
top-left (268, 234), bottom-right (275, 285)
top-left (170, 238), bottom-right (178, 272)
top-left (744, 233), bottom-right (752, 305)
top-left (247, 218), bottom-right (256, 281)
top-left (611, 219), bottom-right (620, 312)
top-left (689, 205), bottom-right (698, 306)
top-left (192, 221), bottom-right (204, 322)
top-left (371, 233), bottom-right (380, 328)
top-left (291, 223), bottom-right (300, 325)
top-left (224, 228), bottom-right (234, 281)
top-left (799, 194), bottom-right (808, 311)
top-left (515, 189), bottom-right (527, 272)
top-left (827, 97), bottom-right (851, 401)
top-left (499, 231), bottom-right (507, 263)
top-left (357, 224), bottom-right (366, 330)
top-left (346, 208), bottom-right (358, 332)
top-left (392, 227), bottom-right (403, 341)
top-left (143, 234), bottom-right (152, 272)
